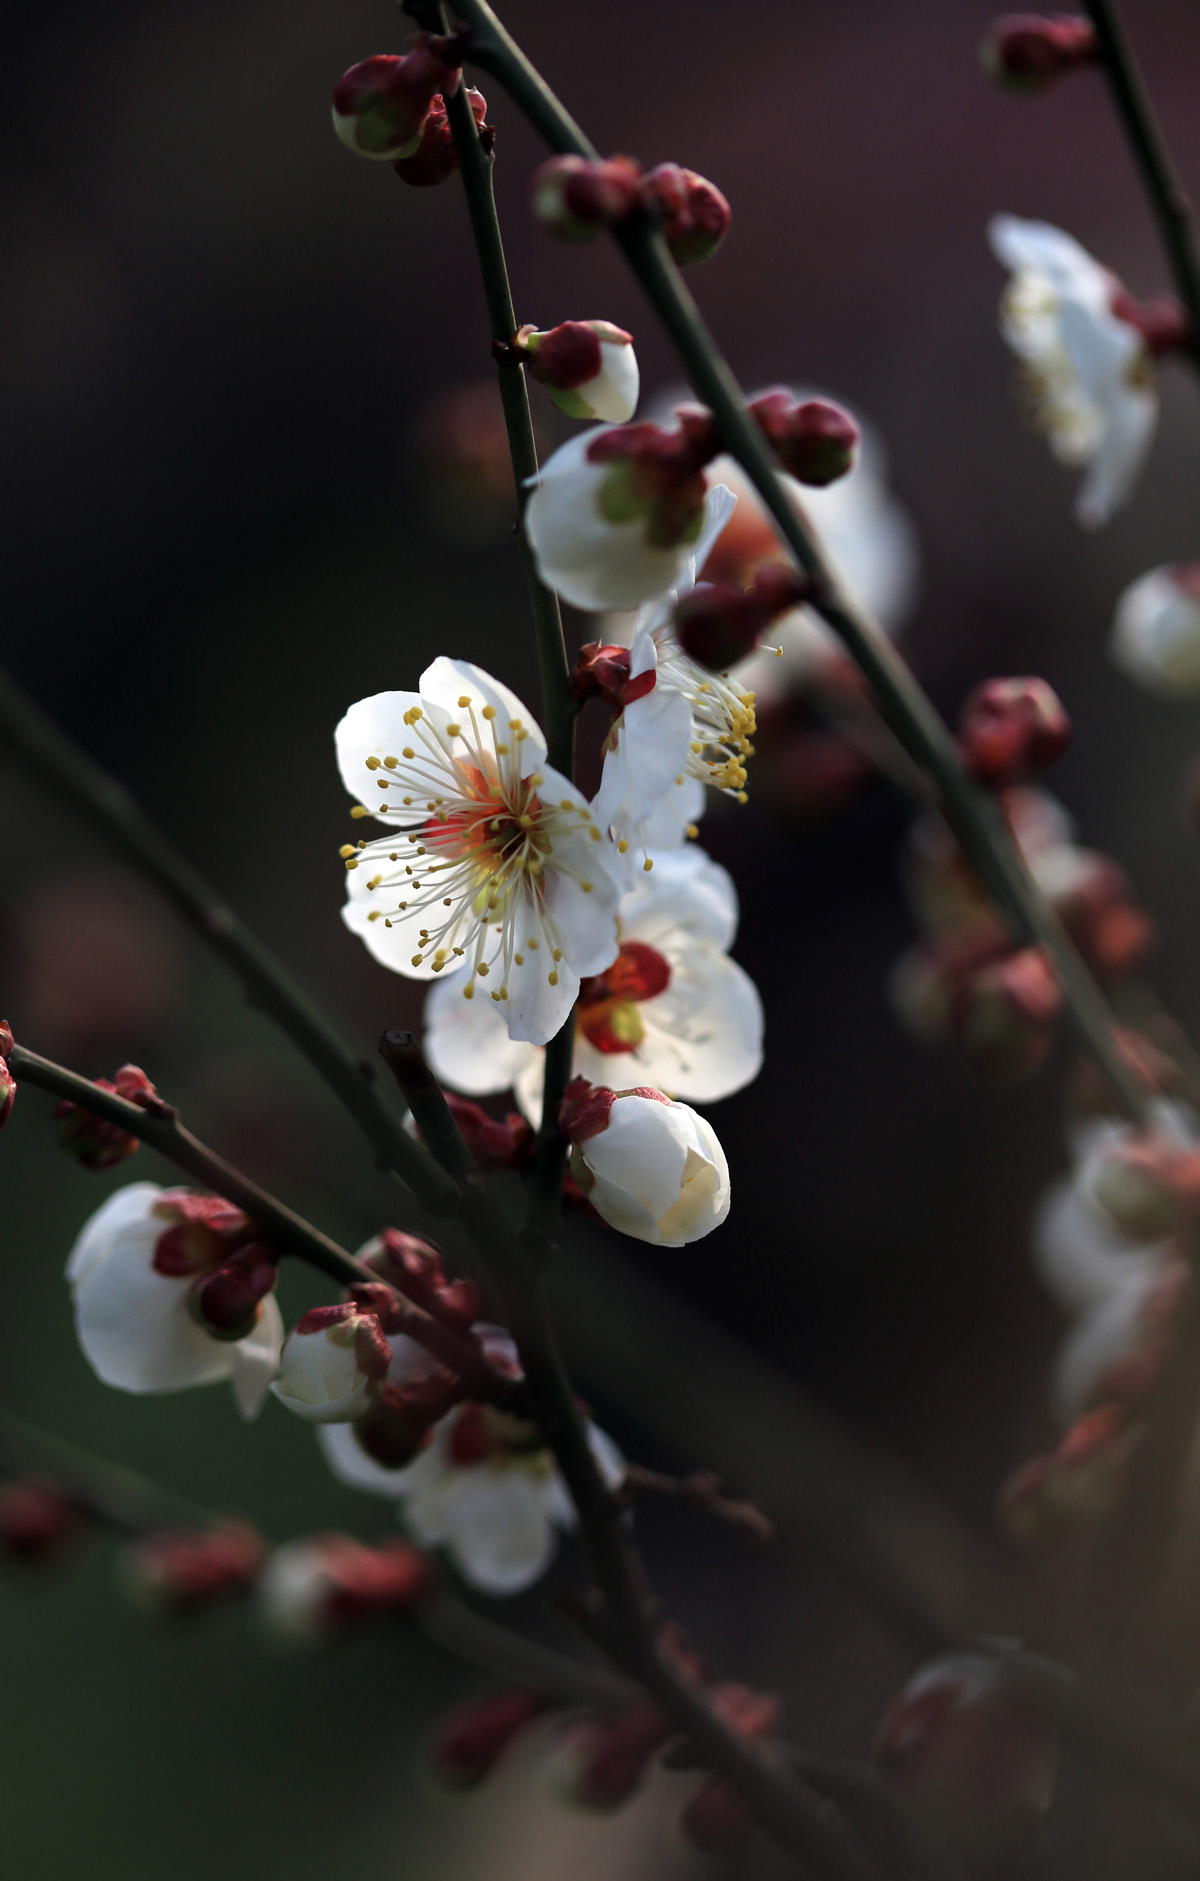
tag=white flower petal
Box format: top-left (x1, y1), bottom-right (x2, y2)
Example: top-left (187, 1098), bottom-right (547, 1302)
top-left (230, 1295), bottom-right (285, 1420)
top-left (418, 658), bottom-right (547, 773)
top-left (66, 1182), bottom-right (166, 1287)
top-left (424, 972), bottom-right (537, 1094)
top-left (334, 691), bottom-right (441, 826)
top-left (415, 1468), bottom-right (559, 1596)
top-left (72, 1241), bottom-right (234, 1396)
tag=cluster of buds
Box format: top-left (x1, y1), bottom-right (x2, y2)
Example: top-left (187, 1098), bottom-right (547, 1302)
top-left (119, 1522), bottom-right (267, 1615)
top-left (361, 1227), bottom-right (479, 1333)
top-left (980, 14), bottom-right (1097, 92)
top-left (956, 676), bottom-right (1072, 789)
top-left (532, 156), bottom-right (730, 265)
top-left (393, 86), bottom-right (490, 187)
top-left (876, 1653), bottom-right (1060, 1870)
top-left (747, 389), bottom-right (859, 487)
top-left (0, 1480), bottom-right (84, 1565)
top-left (513, 321), bottom-right (639, 424)
top-left (0, 1021), bottom-right (14, 1132)
top-left (560, 1078), bottom-right (730, 1246)
top-left (138, 1192), bottom-right (280, 1345)
top-left (258, 1533), bottom-right (432, 1644)
top-left (53, 1063), bottom-right (168, 1171)
top-left (443, 1094), bottom-right (534, 1170)
top-left (331, 41), bottom-right (463, 161)
top-left (893, 933), bottom-right (1064, 1079)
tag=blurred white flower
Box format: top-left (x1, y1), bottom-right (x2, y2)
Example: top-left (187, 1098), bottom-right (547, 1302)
top-left (989, 216), bottom-right (1157, 528)
top-left (66, 1183), bottom-right (283, 1419)
top-left (424, 845), bottom-right (763, 1123)
top-left (1110, 565), bottom-right (1200, 696)
top-left (336, 658), bottom-right (623, 1045)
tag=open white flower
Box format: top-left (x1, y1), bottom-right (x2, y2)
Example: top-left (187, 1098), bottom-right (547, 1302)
top-left (524, 424), bottom-right (715, 612)
top-left (66, 1183), bottom-right (283, 1419)
top-left (989, 216), bottom-right (1157, 528)
top-left (424, 845), bottom-right (763, 1123)
top-left (1110, 565), bottom-right (1200, 696)
top-left (337, 658), bottom-right (623, 1045)
top-left (318, 1325), bottom-right (622, 1596)
top-left (563, 1083), bottom-right (731, 1246)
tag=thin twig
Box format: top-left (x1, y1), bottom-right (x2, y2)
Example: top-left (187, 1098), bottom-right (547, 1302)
top-left (619, 1464), bottom-right (777, 1544)
top-left (0, 663), bottom-right (460, 1217)
top-left (445, 0), bottom-right (1150, 1126)
top-left (8, 1042), bottom-right (515, 1408)
top-left (1083, 0), bottom-right (1200, 367)
top-left (0, 1404), bottom-right (211, 1534)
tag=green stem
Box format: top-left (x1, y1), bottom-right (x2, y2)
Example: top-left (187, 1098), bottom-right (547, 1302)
top-left (448, 0), bottom-right (1150, 1127)
top-left (1083, 0), bottom-right (1200, 368)
top-left (9, 1043), bottom-right (514, 1407)
top-left (0, 664), bottom-right (459, 1217)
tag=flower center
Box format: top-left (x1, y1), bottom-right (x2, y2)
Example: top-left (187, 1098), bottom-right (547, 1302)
top-left (343, 693), bottom-right (602, 1004)
top-left (653, 628), bottom-right (756, 801)
top-left (1002, 273), bottom-right (1105, 463)
top-left (577, 940), bottom-right (671, 1053)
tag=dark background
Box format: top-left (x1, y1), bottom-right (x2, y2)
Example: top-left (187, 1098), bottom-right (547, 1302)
top-left (3, 2), bottom-right (1200, 1875)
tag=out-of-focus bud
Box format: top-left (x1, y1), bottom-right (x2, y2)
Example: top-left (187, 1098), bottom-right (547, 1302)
top-left (956, 947), bottom-right (1063, 1078)
top-left (432, 1691), bottom-right (550, 1788)
top-left (351, 1372), bottom-right (465, 1469)
top-left (1052, 852), bottom-right (1156, 980)
top-left (980, 14), bottom-right (1097, 91)
top-left (119, 1522), bottom-right (266, 1614)
top-left (1081, 1136), bottom-right (1187, 1243)
top-left (392, 87), bottom-right (488, 186)
top-left (259, 1533), bottom-right (432, 1643)
top-left (999, 1404), bottom-right (1131, 1545)
top-left (550, 1703), bottom-right (674, 1810)
top-left (443, 1094), bottom-right (535, 1170)
top-left (0, 1481), bottom-right (84, 1564)
top-left (748, 390), bottom-right (859, 487)
top-left (532, 154), bottom-right (642, 239)
top-left (52, 1064), bottom-right (165, 1170)
top-left (1111, 565), bottom-right (1200, 697)
top-left (1069, 1027), bottom-right (1181, 1120)
top-left (769, 729), bottom-right (874, 827)
top-left (332, 44), bottom-right (462, 160)
top-left (188, 1245), bottom-right (279, 1343)
top-left (957, 677), bottom-right (1072, 788)
top-left (0, 1020), bottom-right (14, 1130)
top-left (876, 1652), bottom-right (1060, 1871)
top-left (572, 641), bottom-right (639, 710)
top-left (675, 565), bottom-right (808, 670)
top-left (270, 1305), bottom-right (392, 1423)
top-left (362, 1228), bottom-right (479, 1333)
top-left (639, 163), bottom-right (731, 265)
top-left (560, 1078), bottom-right (730, 1246)
top-left (681, 1778), bottom-right (753, 1855)
top-left (516, 321), bottom-right (639, 423)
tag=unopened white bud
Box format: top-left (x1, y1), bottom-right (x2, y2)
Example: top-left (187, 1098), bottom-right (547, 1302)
top-left (1111, 566), bottom-right (1200, 696)
top-left (565, 1085), bottom-right (730, 1246)
top-left (271, 1306), bottom-right (392, 1424)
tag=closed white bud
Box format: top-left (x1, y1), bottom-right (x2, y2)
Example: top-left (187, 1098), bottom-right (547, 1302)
top-left (562, 1081), bottom-right (730, 1246)
top-left (271, 1306), bottom-right (392, 1424)
top-left (1111, 565), bottom-right (1200, 697)
top-left (519, 321), bottom-right (639, 423)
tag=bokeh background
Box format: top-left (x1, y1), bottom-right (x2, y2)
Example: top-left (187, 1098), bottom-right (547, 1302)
top-left (4, 1), bottom-right (1200, 1875)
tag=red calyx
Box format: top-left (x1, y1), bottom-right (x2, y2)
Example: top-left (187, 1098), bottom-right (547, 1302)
top-left (0, 1022), bottom-right (14, 1133)
top-left (561, 1703), bottom-right (675, 1809)
top-left (128, 1523), bottom-right (266, 1610)
top-left (749, 391), bottom-right (859, 487)
top-left (957, 676), bottom-right (1071, 788)
top-left (586, 417), bottom-right (719, 550)
top-left (188, 1245), bottom-right (278, 1342)
top-left (433, 1691), bottom-right (550, 1789)
top-left (368, 1229), bottom-right (479, 1333)
top-left (393, 87), bottom-right (489, 186)
top-left (333, 39), bottom-right (463, 129)
top-left (981, 15), bottom-right (1097, 91)
top-left (320, 1536), bottom-right (434, 1625)
top-left (573, 642), bottom-right (639, 709)
top-left (1109, 287), bottom-right (1192, 356)
top-left (52, 1064), bottom-right (166, 1171)
top-left (639, 163), bottom-right (731, 266)
top-left (353, 1373), bottom-right (466, 1469)
top-left (558, 1077), bottom-right (617, 1143)
top-left (527, 321), bottom-right (605, 391)
top-left (676, 564), bottom-right (808, 670)
top-left (532, 155), bottom-right (643, 237)
top-left (444, 1093), bottom-right (535, 1169)
top-left (578, 942), bottom-right (672, 1055)
top-left (152, 1192), bottom-right (254, 1277)
top-left (0, 1481), bottom-right (84, 1564)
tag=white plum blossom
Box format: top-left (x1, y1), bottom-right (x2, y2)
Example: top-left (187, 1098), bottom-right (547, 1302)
top-left (318, 1324), bottom-right (622, 1597)
top-left (989, 216), bottom-right (1157, 528)
top-left (424, 845), bottom-right (763, 1124)
top-left (1110, 565), bottom-right (1200, 697)
top-left (270, 1304), bottom-right (393, 1424)
top-left (564, 1084), bottom-right (731, 1246)
top-left (520, 321), bottom-right (640, 423)
top-left (66, 1183), bottom-right (284, 1420)
top-left (524, 425), bottom-right (715, 612)
top-left (336, 658), bottom-right (623, 1046)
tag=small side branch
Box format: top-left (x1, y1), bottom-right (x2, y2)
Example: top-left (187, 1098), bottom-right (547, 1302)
top-left (619, 1465), bottom-right (777, 1544)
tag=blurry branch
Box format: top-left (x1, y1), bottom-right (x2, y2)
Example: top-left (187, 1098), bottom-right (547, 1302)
top-left (420, 1588), bottom-right (635, 1709)
top-left (1083, 0), bottom-right (1200, 369)
top-left (381, 1028), bottom-right (889, 1880)
top-left (434, 49), bottom-right (576, 1250)
top-left (617, 1465), bottom-right (777, 1543)
top-left (7, 1042), bottom-right (515, 1408)
top-left (0, 1404), bottom-right (208, 1534)
top-left (0, 663), bottom-right (460, 1217)
top-left (444, 0), bottom-right (1151, 1127)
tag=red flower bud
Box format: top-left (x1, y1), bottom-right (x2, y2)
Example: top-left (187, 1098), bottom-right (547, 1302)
top-left (955, 946), bottom-right (1063, 1078)
top-left (366, 1229), bottom-right (479, 1333)
top-left (432, 1691), bottom-right (550, 1788)
top-left (0, 1481), bottom-right (84, 1564)
top-left (332, 44), bottom-right (462, 161)
top-left (639, 163), bottom-right (731, 266)
top-left (188, 1246), bottom-right (278, 1342)
top-left (957, 676), bottom-right (1071, 788)
top-left (558, 1077), bottom-right (618, 1143)
top-left (553, 1704), bottom-right (674, 1810)
top-left (532, 155), bottom-right (642, 239)
top-left (749, 391), bottom-right (858, 486)
top-left (675, 565), bottom-right (808, 670)
top-left (392, 88), bottom-right (489, 187)
top-left (121, 1522), bottom-right (267, 1613)
top-left (681, 1778), bottom-right (753, 1854)
top-left (573, 641), bottom-right (636, 709)
top-left (52, 1064), bottom-right (168, 1171)
top-left (444, 1093), bottom-right (534, 1169)
top-left (980, 15), bottom-right (1097, 92)
top-left (351, 1373), bottom-right (466, 1469)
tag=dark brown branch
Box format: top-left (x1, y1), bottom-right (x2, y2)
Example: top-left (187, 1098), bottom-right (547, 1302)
top-left (618, 1465), bottom-right (776, 1544)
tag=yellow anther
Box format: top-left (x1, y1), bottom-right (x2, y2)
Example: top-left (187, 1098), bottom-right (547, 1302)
top-left (368, 910), bottom-right (381, 921)
top-left (367, 875), bottom-right (382, 890)
top-left (345, 859), bottom-right (359, 871)
top-left (618, 838), bottom-right (629, 854)
top-left (528, 938), bottom-right (540, 950)
top-left (377, 779), bottom-right (390, 789)
top-left (559, 799), bottom-right (574, 811)
top-left (384, 755), bottom-right (398, 769)
top-left (529, 774), bottom-right (544, 786)
top-left (453, 947), bottom-right (465, 957)
top-left (581, 881), bottom-right (593, 893)
top-left (458, 695), bottom-right (471, 708)
top-left (491, 990), bottom-right (502, 1001)
top-left (445, 722), bottom-right (461, 737)
top-left (403, 796), bottom-right (414, 806)
top-left (477, 962), bottom-right (489, 977)
top-left (402, 746), bottom-right (415, 759)
top-left (737, 791), bottom-right (748, 804)
top-left (339, 844), bottom-right (356, 859)
top-left (495, 742), bottom-right (510, 755)
top-left (643, 858), bottom-right (653, 872)
top-left (443, 897), bottom-right (452, 907)
top-left (463, 983), bottom-right (475, 999)
top-left (365, 756), bottom-right (381, 771)
top-left (548, 971), bottom-right (559, 986)
top-left (590, 827), bottom-right (602, 841)
top-left (514, 953), bottom-right (524, 966)
top-left (481, 704), bottom-right (497, 720)
top-left (685, 823), bottom-right (699, 839)
top-left (409, 707), bottom-right (423, 722)
top-left (552, 949), bottom-right (563, 962)
top-left (411, 954), bottom-right (424, 968)
top-left (350, 806), bottom-right (370, 819)
top-left (518, 814), bottom-right (534, 829)
top-left (498, 985), bottom-right (509, 1000)
top-left (690, 742), bottom-right (703, 754)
